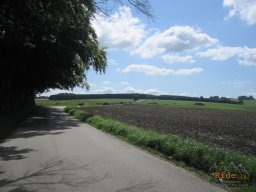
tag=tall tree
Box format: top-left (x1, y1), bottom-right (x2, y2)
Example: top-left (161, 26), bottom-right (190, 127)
top-left (0, 0), bottom-right (152, 112)
top-left (0, 0), bottom-right (107, 112)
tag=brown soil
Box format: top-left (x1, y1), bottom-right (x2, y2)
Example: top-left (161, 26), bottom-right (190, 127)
top-left (84, 105), bottom-right (256, 156)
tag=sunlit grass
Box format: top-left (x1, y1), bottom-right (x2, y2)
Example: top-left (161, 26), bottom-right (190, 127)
top-left (35, 99), bottom-right (133, 107)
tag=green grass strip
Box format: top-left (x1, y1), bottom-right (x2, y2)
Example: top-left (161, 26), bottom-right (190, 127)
top-left (64, 107), bottom-right (256, 192)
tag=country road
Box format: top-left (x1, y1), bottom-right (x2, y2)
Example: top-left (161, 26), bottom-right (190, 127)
top-left (0, 106), bottom-right (226, 192)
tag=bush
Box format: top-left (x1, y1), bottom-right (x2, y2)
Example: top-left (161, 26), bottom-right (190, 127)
top-left (102, 101), bottom-right (110, 105)
top-left (148, 102), bottom-right (158, 105)
top-left (74, 111), bottom-right (93, 122)
top-left (78, 102), bottom-right (84, 106)
top-left (68, 109), bottom-right (77, 115)
top-left (64, 106), bottom-right (73, 113)
top-left (194, 102), bottom-right (205, 106)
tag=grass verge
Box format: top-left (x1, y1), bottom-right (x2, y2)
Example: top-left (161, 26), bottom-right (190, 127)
top-left (0, 107), bottom-right (35, 141)
top-left (65, 106), bottom-right (256, 192)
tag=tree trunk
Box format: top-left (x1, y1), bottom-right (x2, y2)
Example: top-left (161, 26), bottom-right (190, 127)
top-left (0, 78), bottom-right (35, 114)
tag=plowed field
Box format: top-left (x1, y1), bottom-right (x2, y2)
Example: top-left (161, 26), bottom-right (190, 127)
top-left (84, 105), bottom-right (256, 156)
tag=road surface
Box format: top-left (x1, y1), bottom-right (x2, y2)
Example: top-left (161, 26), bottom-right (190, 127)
top-left (0, 106), bottom-right (226, 192)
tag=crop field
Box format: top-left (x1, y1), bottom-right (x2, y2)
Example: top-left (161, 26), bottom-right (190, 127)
top-left (84, 105), bottom-right (256, 156)
top-left (35, 99), bottom-right (134, 107)
top-left (36, 98), bottom-right (256, 110)
top-left (143, 99), bottom-right (256, 110)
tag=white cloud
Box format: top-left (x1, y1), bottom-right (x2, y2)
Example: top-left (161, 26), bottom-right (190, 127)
top-left (132, 26), bottom-right (218, 58)
top-left (123, 86), bottom-right (140, 93)
top-left (103, 81), bottom-right (110, 84)
top-left (122, 64), bottom-right (204, 75)
top-left (246, 90), bottom-right (256, 97)
top-left (123, 86), bottom-right (168, 95)
top-left (173, 92), bottom-right (191, 96)
top-left (91, 86), bottom-right (167, 95)
top-left (198, 46), bottom-right (256, 66)
top-left (94, 87), bottom-right (116, 94)
top-left (89, 83), bottom-right (96, 87)
top-left (161, 54), bottom-right (195, 64)
top-left (39, 88), bottom-right (89, 96)
top-left (91, 6), bottom-right (145, 50)
top-left (223, 0), bottom-right (256, 25)
top-left (221, 80), bottom-right (251, 88)
top-left (39, 89), bottom-right (73, 97)
top-left (237, 48), bottom-right (256, 66)
top-left (198, 46), bottom-right (242, 60)
top-left (108, 59), bottom-right (119, 66)
top-left (120, 81), bottom-right (129, 85)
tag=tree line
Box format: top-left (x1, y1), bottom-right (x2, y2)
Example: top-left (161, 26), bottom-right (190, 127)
top-left (48, 93), bottom-right (246, 104)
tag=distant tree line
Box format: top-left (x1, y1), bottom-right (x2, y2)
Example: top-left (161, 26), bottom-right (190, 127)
top-left (238, 95), bottom-right (254, 100)
top-left (48, 93), bottom-right (247, 104)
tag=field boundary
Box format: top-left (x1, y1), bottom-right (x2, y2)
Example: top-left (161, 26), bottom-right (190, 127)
top-left (64, 106), bottom-right (256, 192)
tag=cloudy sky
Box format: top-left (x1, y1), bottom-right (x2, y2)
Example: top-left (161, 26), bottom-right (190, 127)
top-left (43, 0), bottom-right (256, 98)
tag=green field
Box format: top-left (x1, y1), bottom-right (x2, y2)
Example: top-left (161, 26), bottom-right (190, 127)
top-left (35, 99), bottom-right (134, 107)
top-left (36, 98), bottom-right (256, 111)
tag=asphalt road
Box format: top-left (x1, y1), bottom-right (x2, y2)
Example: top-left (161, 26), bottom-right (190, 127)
top-left (0, 106), bottom-right (226, 192)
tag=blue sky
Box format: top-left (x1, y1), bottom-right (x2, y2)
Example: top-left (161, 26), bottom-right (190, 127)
top-left (43, 0), bottom-right (256, 98)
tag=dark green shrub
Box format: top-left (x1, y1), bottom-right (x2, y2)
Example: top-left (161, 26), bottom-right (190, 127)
top-left (64, 106), bottom-right (73, 113)
top-left (73, 111), bottom-right (92, 122)
top-left (194, 102), bottom-right (205, 106)
top-left (102, 101), bottom-right (110, 105)
top-left (68, 109), bottom-right (77, 115)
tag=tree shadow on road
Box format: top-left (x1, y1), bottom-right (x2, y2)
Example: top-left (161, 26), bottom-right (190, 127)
top-left (9, 187), bottom-right (37, 192)
top-left (0, 158), bottom-right (109, 192)
top-left (5, 107), bottom-right (81, 140)
top-left (114, 180), bottom-right (160, 192)
top-left (0, 157), bottom-right (159, 192)
top-left (0, 146), bottom-right (34, 161)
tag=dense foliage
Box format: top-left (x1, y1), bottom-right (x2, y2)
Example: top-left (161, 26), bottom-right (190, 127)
top-left (0, 0), bottom-right (107, 112)
top-left (238, 95), bottom-right (254, 100)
